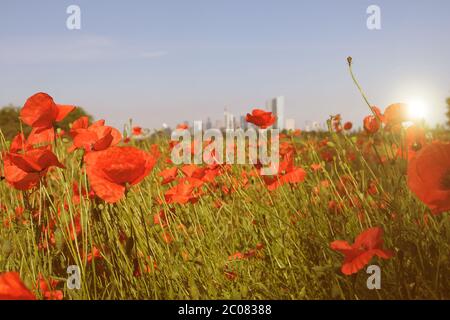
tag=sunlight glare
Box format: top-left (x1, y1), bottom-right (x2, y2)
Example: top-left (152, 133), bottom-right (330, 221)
top-left (407, 99), bottom-right (428, 119)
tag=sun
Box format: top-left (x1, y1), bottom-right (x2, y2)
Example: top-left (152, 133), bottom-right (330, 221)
top-left (407, 99), bottom-right (428, 119)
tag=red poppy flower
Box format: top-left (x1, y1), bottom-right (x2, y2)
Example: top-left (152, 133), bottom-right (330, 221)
top-left (0, 272), bottom-right (36, 300)
top-left (26, 127), bottom-right (57, 146)
top-left (362, 106), bottom-right (384, 134)
top-left (383, 103), bottom-right (409, 127)
top-left (181, 164), bottom-right (207, 179)
top-left (279, 141), bottom-right (295, 156)
top-left (20, 92), bottom-right (75, 128)
top-left (69, 118), bottom-right (122, 152)
top-left (364, 182), bottom-right (376, 198)
top-left (343, 121), bottom-right (353, 131)
top-left (132, 126), bottom-right (143, 136)
top-left (330, 227), bottom-right (393, 275)
top-left (8, 130), bottom-right (48, 151)
top-left (246, 109), bottom-right (276, 129)
top-left (85, 246), bottom-right (102, 263)
top-left (164, 178), bottom-right (202, 204)
top-left (263, 153), bottom-right (307, 191)
top-left (3, 147), bottom-right (65, 190)
top-left (401, 125), bottom-right (427, 160)
top-left (201, 166), bottom-right (221, 184)
top-left (363, 115), bottom-right (380, 134)
top-left (84, 146), bottom-right (157, 203)
top-left (72, 116), bottom-right (89, 130)
top-left (407, 142), bottom-right (450, 214)
top-left (9, 133), bottom-right (30, 153)
top-left (332, 115), bottom-right (342, 133)
top-left (228, 252), bottom-right (245, 261)
top-left (159, 167), bottom-right (178, 185)
top-left (20, 93), bottom-right (75, 145)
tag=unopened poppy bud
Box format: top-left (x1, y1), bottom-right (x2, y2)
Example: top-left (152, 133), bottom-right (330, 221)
top-left (347, 56), bottom-right (352, 66)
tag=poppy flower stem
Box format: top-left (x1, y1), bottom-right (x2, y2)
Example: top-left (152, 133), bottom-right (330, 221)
top-left (347, 57), bottom-right (382, 122)
top-left (23, 190), bottom-right (31, 212)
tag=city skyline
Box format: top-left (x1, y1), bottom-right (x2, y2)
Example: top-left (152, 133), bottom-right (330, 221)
top-left (1, 0), bottom-right (449, 130)
top-left (178, 95), bottom-right (300, 132)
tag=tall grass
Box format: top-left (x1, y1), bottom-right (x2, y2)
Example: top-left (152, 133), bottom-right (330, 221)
top-left (0, 122), bottom-right (448, 300)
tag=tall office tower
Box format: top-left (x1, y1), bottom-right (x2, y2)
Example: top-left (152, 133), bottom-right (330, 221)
top-left (285, 118), bottom-right (295, 131)
top-left (228, 114), bottom-right (235, 130)
top-left (224, 108), bottom-right (235, 130)
top-left (267, 96), bottom-right (285, 130)
top-left (205, 117), bottom-right (212, 130)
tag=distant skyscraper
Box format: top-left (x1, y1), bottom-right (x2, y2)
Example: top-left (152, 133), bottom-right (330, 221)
top-left (285, 118), bottom-right (295, 131)
top-left (205, 117), bottom-right (212, 130)
top-left (224, 108), bottom-right (235, 130)
top-left (267, 96), bottom-right (285, 130)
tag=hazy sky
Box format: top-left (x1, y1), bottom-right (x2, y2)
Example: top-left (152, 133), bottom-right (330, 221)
top-left (1, 0), bottom-right (449, 130)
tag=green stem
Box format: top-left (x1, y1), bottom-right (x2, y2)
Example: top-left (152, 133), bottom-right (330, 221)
top-left (347, 57), bottom-right (383, 123)
top-left (348, 58), bottom-right (372, 109)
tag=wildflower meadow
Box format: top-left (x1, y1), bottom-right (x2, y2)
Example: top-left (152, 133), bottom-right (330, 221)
top-left (0, 60), bottom-right (449, 300)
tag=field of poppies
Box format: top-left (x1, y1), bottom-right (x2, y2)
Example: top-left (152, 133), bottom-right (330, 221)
top-left (0, 71), bottom-right (449, 300)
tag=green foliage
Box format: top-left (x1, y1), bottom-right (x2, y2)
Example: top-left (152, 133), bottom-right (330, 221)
top-left (446, 98), bottom-right (450, 128)
top-left (0, 105), bottom-right (29, 140)
top-left (0, 128), bottom-right (449, 300)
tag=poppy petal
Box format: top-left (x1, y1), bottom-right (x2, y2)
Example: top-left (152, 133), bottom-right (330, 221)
top-left (27, 127), bottom-right (55, 146)
top-left (341, 251), bottom-right (376, 275)
top-left (86, 169), bottom-right (125, 203)
top-left (20, 92), bottom-right (57, 128)
top-left (0, 272), bottom-right (36, 300)
top-left (55, 104), bottom-right (76, 122)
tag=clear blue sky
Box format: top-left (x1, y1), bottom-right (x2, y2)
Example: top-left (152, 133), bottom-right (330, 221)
top-left (1, 0), bottom-right (449, 130)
